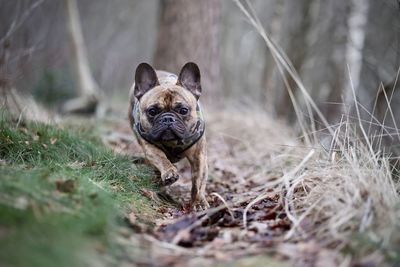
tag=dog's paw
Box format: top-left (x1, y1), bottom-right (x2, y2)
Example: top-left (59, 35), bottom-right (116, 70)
top-left (161, 169), bottom-right (180, 186)
top-left (191, 195), bottom-right (210, 211)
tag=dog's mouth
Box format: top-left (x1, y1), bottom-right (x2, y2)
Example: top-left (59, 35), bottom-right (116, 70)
top-left (150, 126), bottom-right (187, 141)
top-left (149, 114), bottom-right (188, 141)
top-left (159, 128), bottom-right (178, 141)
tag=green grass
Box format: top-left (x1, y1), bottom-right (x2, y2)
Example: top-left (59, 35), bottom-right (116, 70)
top-left (0, 112), bottom-right (158, 267)
top-left (345, 232), bottom-right (400, 265)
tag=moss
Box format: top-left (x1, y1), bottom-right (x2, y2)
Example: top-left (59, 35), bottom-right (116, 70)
top-left (0, 112), bottom-right (158, 267)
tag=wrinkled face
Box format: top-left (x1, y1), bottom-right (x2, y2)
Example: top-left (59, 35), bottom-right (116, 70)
top-left (139, 85), bottom-right (198, 141)
top-left (132, 62), bottom-right (203, 142)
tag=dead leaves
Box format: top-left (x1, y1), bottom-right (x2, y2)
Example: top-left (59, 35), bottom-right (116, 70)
top-left (98, 113), bottom-right (309, 265)
top-left (151, 191), bottom-right (290, 253)
top-left (159, 215), bottom-right (197, 245)
top-left (55, 179), bottom-right (75, 193)
top-left (128, 211), bottom-right (137, 225)
top-left (140, 188), bottom-right (157, 200)
top-left (67, 161), bottom-right (86, 169)
top-left (50, 137), bottom-right (57, 145)
top-left (125, 210), bottom-right (155, 234)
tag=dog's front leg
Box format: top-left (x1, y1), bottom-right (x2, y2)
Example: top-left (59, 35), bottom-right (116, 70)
top-left (139, 139), bottom-right (179, 186)
top-left (185, 137), bottom-right (209, 210)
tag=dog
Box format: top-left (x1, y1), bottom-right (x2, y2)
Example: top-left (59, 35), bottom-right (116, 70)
top-left (128, 62), bottom-right (209, 209)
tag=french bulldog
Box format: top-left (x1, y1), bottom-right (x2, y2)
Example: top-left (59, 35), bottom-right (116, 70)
top-left (128, 62), bottom-right (209, 209)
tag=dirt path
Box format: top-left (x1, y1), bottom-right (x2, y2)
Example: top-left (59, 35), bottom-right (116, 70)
top-left (101, 108), bottom-right (328, 267)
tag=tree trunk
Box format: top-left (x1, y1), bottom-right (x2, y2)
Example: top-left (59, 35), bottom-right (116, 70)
top-left (264, 0), bottom-right (350, 125)
top-left (349, 0), bottom-right (400, 121)
top-left (222, 0), bottom-right (279, 103)
top-left (265, 0), bottom-right (312, 122)
top-left (300, 0), bottom-right (350, 124)
top-left (154, 0), bottom-right (221, 104)
top-left (63, 0), bottom-right (100, 114)
top-left (347, 0), bottom-right (400, 153)
top-left (0, 1), bottom-right (51, 123)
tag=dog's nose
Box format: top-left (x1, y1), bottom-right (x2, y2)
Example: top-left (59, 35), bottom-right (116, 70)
top-left (161, 115), bottom-right (176, 125)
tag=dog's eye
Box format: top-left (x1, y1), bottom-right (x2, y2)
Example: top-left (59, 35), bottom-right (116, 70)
top-left (179, 107), bottom-right (189, 115)
top-left (147, 107), bottom-right (159, 116)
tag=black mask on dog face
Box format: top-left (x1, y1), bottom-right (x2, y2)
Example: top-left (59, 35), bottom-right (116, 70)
top-left (148, 111), bottom-right (188, 141)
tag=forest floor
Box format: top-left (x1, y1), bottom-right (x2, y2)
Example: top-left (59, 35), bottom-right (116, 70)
top-left (101, 105), bottom-right (298, 267)
top-left (1, 103), bottom-right (399, 267)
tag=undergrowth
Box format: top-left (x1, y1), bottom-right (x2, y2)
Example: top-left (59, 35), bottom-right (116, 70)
top-left (0, 112), bottom-right (158, 267)
top-left (232, 1), bottom-right (400, 265)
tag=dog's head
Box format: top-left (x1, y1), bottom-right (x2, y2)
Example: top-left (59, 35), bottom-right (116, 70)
top-left (133, 62), bottom-right (202, 142)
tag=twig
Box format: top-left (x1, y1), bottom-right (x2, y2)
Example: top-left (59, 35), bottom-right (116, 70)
top-left (0, 0), bottom-right (45, 45)
top-left (210, 192), bottom-right (234, 219)
top-left (171, 205), bottom-right (226, 245)
top-left (243, 149), bottom-right (315, 228)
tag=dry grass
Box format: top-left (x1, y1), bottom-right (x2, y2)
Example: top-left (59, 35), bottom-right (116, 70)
top-left (202, 104), bottom-right (400, 266)
top-left (198, 1), bottom-right (400, 266)
top-left (283, 126), bottom-right (400, 265)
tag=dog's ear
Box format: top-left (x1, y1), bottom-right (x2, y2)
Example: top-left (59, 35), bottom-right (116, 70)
top-left (177, 62), bottom-right (201, 99)
top-left (134, 63), bottom-right (159, 99)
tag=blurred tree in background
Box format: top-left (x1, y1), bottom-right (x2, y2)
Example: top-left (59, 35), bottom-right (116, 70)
top-left (264, 0), bottom-right (350, 124)
top-left (0, 0), bottom-right (399, 136)
top-left (154, 0), bottom-right (221, 103)
top-left (0, 0), bottom-right (158, 113)
top-left (62, 0), bottom-right (100, 114)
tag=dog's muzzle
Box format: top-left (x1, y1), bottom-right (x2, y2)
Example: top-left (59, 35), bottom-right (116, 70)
top-left (149, 112), bottom-right (187, 141)
top-left (159, 113), bottom-right (176, 126)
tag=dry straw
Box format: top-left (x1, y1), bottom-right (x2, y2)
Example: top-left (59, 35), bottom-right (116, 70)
top-left (230, 0), bottom-right (400, 265)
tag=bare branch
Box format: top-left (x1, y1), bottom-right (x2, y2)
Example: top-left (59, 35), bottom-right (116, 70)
top-left (0, 0), bottom-right (45, 45)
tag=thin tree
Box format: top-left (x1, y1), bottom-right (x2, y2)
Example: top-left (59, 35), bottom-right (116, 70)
top-left (0, 0), bottom-right (50, 122)
top-left (62, 0), bottom-right (100, 114)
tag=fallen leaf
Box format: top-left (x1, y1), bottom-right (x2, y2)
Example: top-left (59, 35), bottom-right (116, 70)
top-left (125, 212), bottom-right (149, 233)
top-left (15, 196), bottom-right (29, 210)
top-left (67, 161), bottom-right (86, 169)
top-left (159, 215), bottom-right (197, 243)
top-left (55, 179), bottom-right (75, 193)
top-left (248, 222), bottom-right (268, 233)
top-left (128, 211), bottom-right (136, 225)
top-left (140, 188), bottom-right (156, 200)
